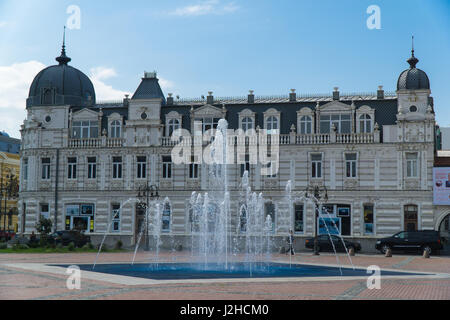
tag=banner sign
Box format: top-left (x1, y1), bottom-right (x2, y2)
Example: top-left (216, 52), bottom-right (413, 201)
top-left (433, 167), bottom-right (450, 205)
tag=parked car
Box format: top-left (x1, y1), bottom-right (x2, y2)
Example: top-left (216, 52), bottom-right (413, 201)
top-left (0, 230), bottom-right (16, 241)
top-left (50, 231), bottom-right (91, 247)
top-left (375, 231), bottom-right (443, 254)
top-left (305, 235), bottom-right (361, 253)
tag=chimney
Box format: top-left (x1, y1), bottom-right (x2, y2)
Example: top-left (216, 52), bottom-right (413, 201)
top-left (289, 89), bottom-right (297, 102)
top-left (123, 94), bottom-right (130, 107)
top-left (207, 91), bottom-right (214, 105)
top-left (333, 87), bottom-right (340, 101)
top-left (167, 93), bottom-right (174, 106)
top-left (377, 86), bottom-right (385, 100)
top-left (248, 90), bottom-right (255, 104)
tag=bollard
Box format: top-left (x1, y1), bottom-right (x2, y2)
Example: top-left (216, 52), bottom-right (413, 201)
top-left (349, 247), bottom-right (355, 257)
top-left (385, 248), bottom-right (392, 258)
top-left (423, 249), bottom-right (430, 259)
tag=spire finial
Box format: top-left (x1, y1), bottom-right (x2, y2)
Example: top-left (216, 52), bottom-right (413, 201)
top-left (407, 35), bottom-right (418, 69)
top-left (56, 26), bottom-right (71, 65)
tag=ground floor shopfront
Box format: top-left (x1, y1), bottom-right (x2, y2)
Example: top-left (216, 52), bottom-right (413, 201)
top-left (18, 189), bottom-right (442, 253)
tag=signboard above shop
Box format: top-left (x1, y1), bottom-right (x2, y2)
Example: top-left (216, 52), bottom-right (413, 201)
top-left (433, 168), bottom-right (450, 205)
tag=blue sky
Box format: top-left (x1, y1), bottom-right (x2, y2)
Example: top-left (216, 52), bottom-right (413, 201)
top-left (0, 0), bottom-right (449, 138)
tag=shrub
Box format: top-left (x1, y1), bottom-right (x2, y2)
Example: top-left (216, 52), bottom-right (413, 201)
top-left (81, 244), bottom-right (91, 251)
top-left (115, 240), bottom-right (123, 250)
top-left (0, 243), bottom-right (7, 250)
top-left (67, 242), bottom-right (75, 251)
top-left (100, 244), bottom-right (108, 252)
top-left (88, 242), bottom-right (94, 250)
top-left (36, 217), bottom-right (53, 247)
top-left (13, 244), bottom-right (29, 250)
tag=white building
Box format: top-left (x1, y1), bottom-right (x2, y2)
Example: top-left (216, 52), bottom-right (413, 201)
top-left (18, 42), bottom-right (440, 252)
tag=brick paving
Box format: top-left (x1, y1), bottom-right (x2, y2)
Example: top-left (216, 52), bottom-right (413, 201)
top-left (0, 251), bottom-right (449, 300)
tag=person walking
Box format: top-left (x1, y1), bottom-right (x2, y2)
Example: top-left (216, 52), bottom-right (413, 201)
top-left (286, 230), bottom-right (295, 256)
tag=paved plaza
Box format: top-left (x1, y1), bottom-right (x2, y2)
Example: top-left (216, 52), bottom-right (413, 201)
top-left (0, 251), bottom-right (449, 300)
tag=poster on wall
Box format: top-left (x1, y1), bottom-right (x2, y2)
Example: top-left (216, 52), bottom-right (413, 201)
top-left (318, 218), bottom-right (341, 235)
top-left (433, 168), bottom-right (450, 205)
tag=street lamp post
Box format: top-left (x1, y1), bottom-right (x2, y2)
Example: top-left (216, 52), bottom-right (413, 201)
top-left (305, 185), bottom-right (328, 256)
top-left (137, 185), bottom-right (160, 251)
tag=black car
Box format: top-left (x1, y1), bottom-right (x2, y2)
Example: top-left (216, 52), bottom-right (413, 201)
top-left (50, 231), bottom-right (91, 247)
top-left (305, 235), bottom-right (361, 253)
top-left (375, 231), bottom-right (443, 254)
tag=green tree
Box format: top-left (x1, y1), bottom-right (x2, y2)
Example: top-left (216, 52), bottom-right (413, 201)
top-left (35, 216), bottom-right (52, 247)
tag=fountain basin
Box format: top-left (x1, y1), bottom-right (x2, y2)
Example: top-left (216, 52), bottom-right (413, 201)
top-left (56, 263), bottom-right (426, 281)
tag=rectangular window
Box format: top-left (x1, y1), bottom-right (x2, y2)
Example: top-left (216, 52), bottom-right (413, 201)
top-left (364, 204), bottom-right (374, 235)
top-left (311, 154), bottom-right (322, 178)
top-left (112, 204), bottom-right (121, 232)
top-left (87, 157), bottom-right (97, 179)
top-left (240, 154), bottom-right (251, 177)
top-left (345, 154), bottom-right (357, 178)
top-left (294, 204), bottom-right (304, 233)
top-left (162, 156), bottom-right (172, 179)
top-left (72, 121), bottom-right (99, 139)
top-left (40, 204), bottom-right (49, 220)
top-left (112, 157), bottom-right (123, 179)
top-left (42, 158), bottom-right (51, 180)
top-left (137, 156), bottom-right (147, 179)
top-left (23, 159), bottom-right (28, 181)
top-left (406, 153), bottom-right (418, 178)
top-left (68, 157), bottom-right (77, 180)
top-left (189, 156), bottom-right (199, 179)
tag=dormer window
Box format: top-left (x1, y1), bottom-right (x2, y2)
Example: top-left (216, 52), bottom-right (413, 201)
top-left (110, 120), bottom-right (122, 138)
top-left (41, 88), bottom-right (55, 105)
top-left (320, 114), bottom-right (351, 134)
top-left (266, 116), bottom-right (279, 135)
top-left (300, 116), bottom-right (312, 134)
top-left (359, 114), bottom-right (372, 133)
top-left (167, 119), bottom-right (181, 136)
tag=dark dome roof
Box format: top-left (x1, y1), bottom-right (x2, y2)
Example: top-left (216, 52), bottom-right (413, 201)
top-left (27, 44), bottom-right (95, 108)
top-left (397, 51), bottom-right (430, 91)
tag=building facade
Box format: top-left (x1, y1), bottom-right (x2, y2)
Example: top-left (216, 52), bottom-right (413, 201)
top-left (19, 43), bottom-right (439, 252)
top-left (1, 151), bottom-right (20, 233)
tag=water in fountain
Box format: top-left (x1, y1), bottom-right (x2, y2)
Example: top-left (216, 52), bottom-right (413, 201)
top-left (94, 198), bottom-right (140, 269)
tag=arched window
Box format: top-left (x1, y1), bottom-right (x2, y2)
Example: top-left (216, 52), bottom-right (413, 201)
top-left (300, 116), bottom-right (312, 134)
top-left (266, 116), bottom-right (279, 134)
top-left (167, 119), bottom-right (180, 136)
top-left (404, 205), bottom-right (418, 232)
top-left (359, 114), bottom-right (372, 133)
top-left (241, 117), bottom-right (254, 132)
top-left (42, 88), bottom-right (54, 105)
top-left (110, 120), bottom-right (122, 138)
top-left (162, 202), bottom-right (171, 233)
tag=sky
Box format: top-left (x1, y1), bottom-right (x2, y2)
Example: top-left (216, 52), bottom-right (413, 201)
top-left (0, 0), bottom-right (449, 139)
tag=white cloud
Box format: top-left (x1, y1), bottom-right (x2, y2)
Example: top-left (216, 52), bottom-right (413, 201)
top-left (159, 77), bottom-right (175, 92)
top-left (171, 0), bottom-right (239, 17)
top-left (0, 21), bottom-right (7, 28)
top-left (89, 67), bottom-right (130, 101)
top-left (0, 61), bottom-right (46, 139)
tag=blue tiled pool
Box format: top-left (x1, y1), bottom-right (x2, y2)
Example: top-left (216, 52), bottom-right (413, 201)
top-left (55, 263), bottom-right (426, 280)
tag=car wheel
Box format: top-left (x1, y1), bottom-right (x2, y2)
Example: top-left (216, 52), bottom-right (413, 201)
top-left (382, 244), bottom-right (391, 254)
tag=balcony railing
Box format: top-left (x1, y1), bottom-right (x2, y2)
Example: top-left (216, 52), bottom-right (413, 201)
top-left (69, 138), bottom-right (125, 149)
top-left (161, 132), bottom-right (379, 147)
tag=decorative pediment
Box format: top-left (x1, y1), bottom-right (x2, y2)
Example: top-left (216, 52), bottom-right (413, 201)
top-left (297, 107), bottom-right (314, 116)
top-left (108, 112), bottom-right (123, 121)
top-left (239, 108), bottom-right (256, 117)
top-left (358, 105), bottom-right (373, 113)
top-left (319, 101), bottom-right (352, 112)
top-left (72, 108), bottom-right (100, 120)
top-left (192, 105), bottom-right (223, 117)
top-left (166, 111), bottom-right (181, 119)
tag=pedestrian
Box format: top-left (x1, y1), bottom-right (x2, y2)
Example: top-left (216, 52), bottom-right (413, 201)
top-left (286, 230), bottom-right (295, 256)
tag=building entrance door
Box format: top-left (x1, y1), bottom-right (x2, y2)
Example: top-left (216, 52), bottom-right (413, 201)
top-left (439, 214), bottom-right (450, 255)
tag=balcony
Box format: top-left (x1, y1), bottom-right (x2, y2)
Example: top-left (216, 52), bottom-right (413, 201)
top-left (69, 138), bottom-right (125, 149)
top-left (161, 132), bottom-right (379, 147)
